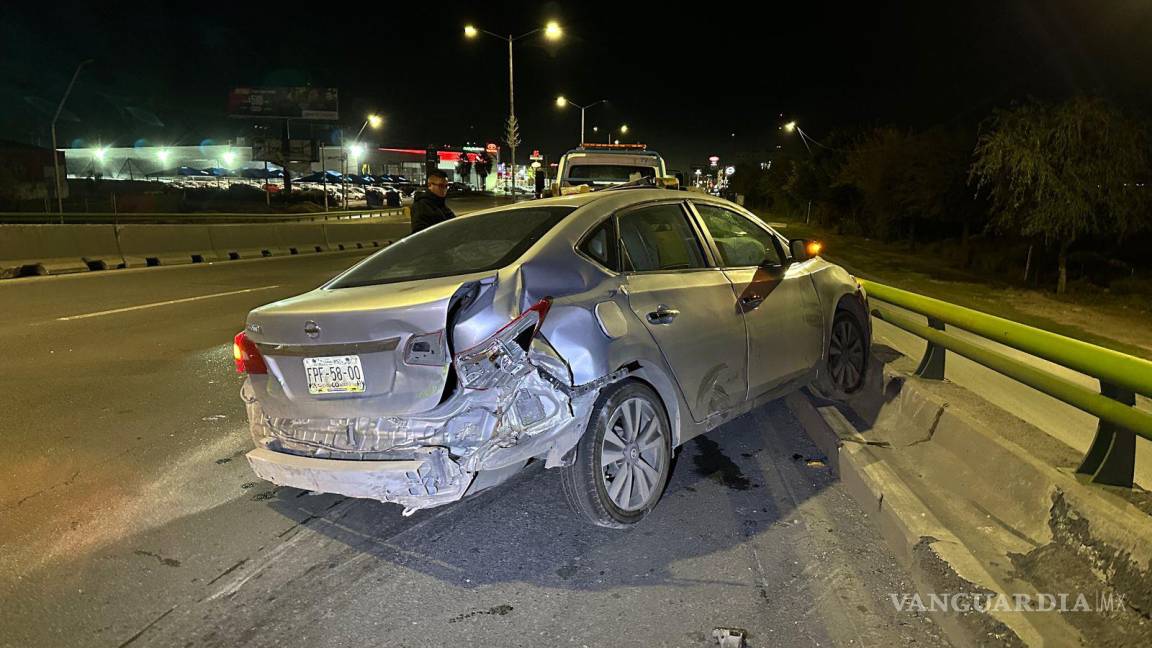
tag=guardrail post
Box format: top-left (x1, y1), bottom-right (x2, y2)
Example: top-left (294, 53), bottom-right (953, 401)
top-left (1076, 382), bottom-right (1137, 487)
top-left (915, 316), bottom-right (947, 380)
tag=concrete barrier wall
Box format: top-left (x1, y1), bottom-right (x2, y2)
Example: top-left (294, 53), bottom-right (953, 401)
top-left (0, 217), bottom-right (410, 278)
top-left (118, 225), bottom-right (218, 266)
top-left (0, 224), bottom-right (122, 277)
top-left (274, 224), bottom-right (330, 254)
top-left (323, 221), bottom-right (409, 251)
top-left (210, 224), bottom-right (290, 259)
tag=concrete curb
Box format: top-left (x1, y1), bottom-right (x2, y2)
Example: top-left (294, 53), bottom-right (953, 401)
top-left (786, 390), bottom-right (1038, 647)
top-left (785, 355), bottom-right (1152, 646)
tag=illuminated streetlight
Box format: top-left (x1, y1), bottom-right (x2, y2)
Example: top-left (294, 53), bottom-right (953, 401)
top-left (782, 120), bottom-right (812, 154)
top-left (556, 95), bottom-right (606, 143)
top-left (348, 143), bottom-right (366, 159)
top-left (354, 113), bottom-right (383, 141)
top-left (92, 146), bottom-right (108, 163)
top-left (464, 20), bottom-right (564, 201)
top-left (222, 151), bottom-right (237, 167)
top-left (607, 124), bottom-right (629, 144)
top-left (156, 149), bottom-right (170, 164)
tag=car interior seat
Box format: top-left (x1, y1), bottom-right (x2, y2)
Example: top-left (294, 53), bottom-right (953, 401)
top-left (714, 237), bottom-right (766, 266)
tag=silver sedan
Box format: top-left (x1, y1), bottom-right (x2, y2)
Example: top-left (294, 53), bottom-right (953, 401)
top-left (235, 188), bottom-right (870, 527)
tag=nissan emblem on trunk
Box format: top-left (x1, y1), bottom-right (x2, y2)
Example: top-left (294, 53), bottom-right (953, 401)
top-left (304, 321), bottom-right (321, 339)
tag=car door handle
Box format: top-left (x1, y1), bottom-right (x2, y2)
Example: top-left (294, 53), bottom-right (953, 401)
top-left (646, 305), bottom-right (680, 324)
top-left (740, 295), bottom-right (764, 309)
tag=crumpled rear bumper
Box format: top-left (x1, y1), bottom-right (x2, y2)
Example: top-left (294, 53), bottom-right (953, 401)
top-left (246, 446), bottom-right (470, 511)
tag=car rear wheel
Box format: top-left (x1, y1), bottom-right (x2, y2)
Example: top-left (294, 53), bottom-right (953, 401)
top-left (560, 381), bottom-right (672, 528)
top-left (813, 308), bottom-right (868, 400)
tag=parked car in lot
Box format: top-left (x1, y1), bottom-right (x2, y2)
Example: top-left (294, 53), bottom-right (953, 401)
top-left (235, 189), bottom-right (870, 526)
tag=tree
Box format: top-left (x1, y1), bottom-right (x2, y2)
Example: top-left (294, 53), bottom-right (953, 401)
top-left (970, 97), bottom-right (1151, 293)
top-left (474, 151), bottom-right (493, 190)
top-left (456, 155), bottom-right (473, 188)
top-left (835, 128), bottom-right (919, 239)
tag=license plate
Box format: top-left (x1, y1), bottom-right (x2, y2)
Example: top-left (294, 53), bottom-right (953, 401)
top-left (303, 355), bottom-right (365, 395)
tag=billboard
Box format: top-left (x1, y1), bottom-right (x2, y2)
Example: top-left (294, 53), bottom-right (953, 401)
top-left (251, 138), bottom-right (316, 163)
top-left (250, 138), bottom-right (283, 162)
top-left (288, 139), bottom-right (315, 162)
top-left (228, 87), bottom-right (339, 121)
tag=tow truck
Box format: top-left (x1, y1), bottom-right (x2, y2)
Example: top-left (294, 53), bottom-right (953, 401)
top-left (551, 143), bottom-right (668, 196)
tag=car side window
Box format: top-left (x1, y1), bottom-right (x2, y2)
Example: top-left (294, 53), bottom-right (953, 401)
top-left (618, 203), bottom-right (707, 272)
top-left (577, 219), bottom-right (618, 271)
top-left (693, 203), bottom-right (784, 268)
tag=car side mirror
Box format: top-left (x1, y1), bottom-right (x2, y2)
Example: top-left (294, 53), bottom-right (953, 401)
top-left (789, 239), bottom-right (823, 262)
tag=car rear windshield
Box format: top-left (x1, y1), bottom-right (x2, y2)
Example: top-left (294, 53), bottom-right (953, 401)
top-left (566, 164), bottom-right (657, 185)
top-left (329, 206), bottom-right (575, 288)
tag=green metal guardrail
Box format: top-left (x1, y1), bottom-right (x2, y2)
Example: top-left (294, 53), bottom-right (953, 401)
top-left (861, 279), bottom-right (1152, 488)
top-left (0, 208), bottom-right (407, 225)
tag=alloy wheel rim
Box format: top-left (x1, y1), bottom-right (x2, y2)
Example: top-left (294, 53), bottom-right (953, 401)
top-left (828, 317), bottom-right (865, 392)
top-left (599, 397), bottom-right (666, 512)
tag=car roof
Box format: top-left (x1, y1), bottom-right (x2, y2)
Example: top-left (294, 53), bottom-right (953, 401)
top-left (502, 188), bottom-right (735, 212)
top-left (561, 148), bottom-right (662, 157)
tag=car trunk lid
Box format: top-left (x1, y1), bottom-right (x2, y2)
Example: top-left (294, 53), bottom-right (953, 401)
top-left (245, 273), bottom-right (492, 418)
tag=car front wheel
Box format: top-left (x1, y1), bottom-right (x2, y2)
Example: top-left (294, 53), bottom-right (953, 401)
top-left (560, 381), bottom-right (672, 528)
top-left (813, 307), bottom-right (869, 400)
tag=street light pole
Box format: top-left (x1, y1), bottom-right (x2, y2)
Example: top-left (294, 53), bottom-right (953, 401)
top-left (507, 34), bottom-right (516, 202)
top-left (556, 97), bottom-right (606, 144)
top-left (466, 21), bottom-right (562, 203)
top-left (52, 59), bottom-right (93, 220)
top-left (608, 124), bottom-right (628, 145)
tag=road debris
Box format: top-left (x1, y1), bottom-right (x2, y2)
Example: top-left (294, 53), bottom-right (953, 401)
top-left (712, 627), bottom-right (748, 648)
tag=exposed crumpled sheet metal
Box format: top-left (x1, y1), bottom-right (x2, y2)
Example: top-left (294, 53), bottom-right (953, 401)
top-left (243, 334), bottom-right (630, 511)
top-left (247, 445), bottom-right (469, 512)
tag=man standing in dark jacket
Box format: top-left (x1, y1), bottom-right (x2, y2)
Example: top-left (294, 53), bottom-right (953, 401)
top-left (410, 169), bottom-right (456, 234)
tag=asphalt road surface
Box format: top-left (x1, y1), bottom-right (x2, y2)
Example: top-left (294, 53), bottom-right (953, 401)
top-left (1, 244), bottom-right (949, 647)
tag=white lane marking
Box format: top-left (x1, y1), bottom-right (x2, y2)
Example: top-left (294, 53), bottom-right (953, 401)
top-left (56, 285), bottom-right (281, 321)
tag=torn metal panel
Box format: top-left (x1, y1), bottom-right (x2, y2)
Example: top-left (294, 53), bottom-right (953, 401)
top-left (246, 446), bottom-right (468, 510)
top-left (241, 331), bottom-right (632, 511)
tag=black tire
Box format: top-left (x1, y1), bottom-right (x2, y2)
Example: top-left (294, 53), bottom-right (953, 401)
top-left (560, 380), bottom-right (673, 528)
top-left (812, 307), bottom-right (869, 400)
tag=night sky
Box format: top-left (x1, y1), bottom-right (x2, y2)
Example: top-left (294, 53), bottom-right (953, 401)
top-left (3, 1), bottom-right (1151, 171)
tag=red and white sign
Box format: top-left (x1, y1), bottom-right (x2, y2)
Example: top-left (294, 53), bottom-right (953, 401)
top-left (485, 142), bottom-right (499, 155)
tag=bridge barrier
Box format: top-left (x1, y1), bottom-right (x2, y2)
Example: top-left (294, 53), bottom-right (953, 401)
top-left (0, 224), bottom-right (122, 277)
top-left (0, 208), bottom-right (412, 278)
top-left (117, 224), bottom-right (218, 267)
top-left (209, 224), bottom-right (291, 260)
top-left (0, 207), bottom-right (407, 225)
top-left (861, 278), bottom-right (1152, 489)
top-left (322, 221), bottom-right (409, 252)
top-left (273, 223), bottom-right (330, 255)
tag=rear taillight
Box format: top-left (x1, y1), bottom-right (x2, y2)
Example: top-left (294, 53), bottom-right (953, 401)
top-left (233, 331), bottom-right (268, 374)
top-left (454, 297), bottom-right (552, 390)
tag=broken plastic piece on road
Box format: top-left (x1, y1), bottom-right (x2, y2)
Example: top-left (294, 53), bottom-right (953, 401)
top-left (712, 627), bottom-right (748, 648)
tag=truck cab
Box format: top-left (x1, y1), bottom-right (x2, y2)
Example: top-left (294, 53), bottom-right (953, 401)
top-left (552, 144), bottom-right (667, 196)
